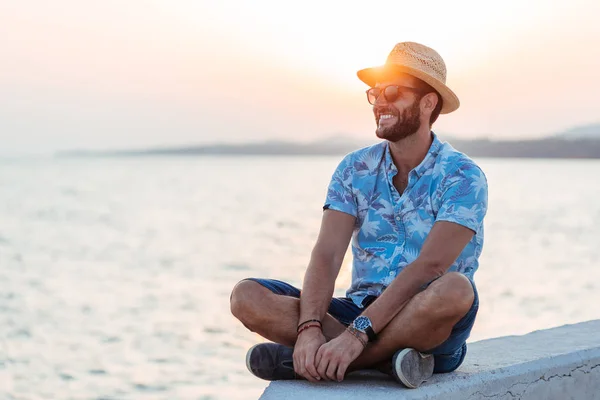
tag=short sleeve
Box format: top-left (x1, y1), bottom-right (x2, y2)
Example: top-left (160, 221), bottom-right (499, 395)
top-left (323, 155), bottom-right (357, 217)
top-left (436, 164), bottom-right (488, 234)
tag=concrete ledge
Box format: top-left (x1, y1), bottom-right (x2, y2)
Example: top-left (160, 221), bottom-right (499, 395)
top-left (259, 320), bottom-right (600, 399)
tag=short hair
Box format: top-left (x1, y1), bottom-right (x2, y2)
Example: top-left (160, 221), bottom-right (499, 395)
top-left (413, 79), bottom-right (443, 126)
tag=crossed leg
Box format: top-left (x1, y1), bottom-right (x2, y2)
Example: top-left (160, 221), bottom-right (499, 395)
top-left (230, 272), bottom-right (474, 370)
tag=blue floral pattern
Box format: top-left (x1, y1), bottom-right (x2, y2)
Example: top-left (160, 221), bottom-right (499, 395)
top-left (324, 133), bottom-right (488, 307)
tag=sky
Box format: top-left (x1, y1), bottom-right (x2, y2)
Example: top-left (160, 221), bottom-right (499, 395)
top-left (1, 0), bottom-right (599, 155)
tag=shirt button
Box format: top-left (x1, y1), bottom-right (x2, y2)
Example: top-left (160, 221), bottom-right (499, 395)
top-left (396, 216), bottom-right (401, 221)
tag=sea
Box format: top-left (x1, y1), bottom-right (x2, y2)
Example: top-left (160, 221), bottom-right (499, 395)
top-left (1, 155), bottom-right (599, 399)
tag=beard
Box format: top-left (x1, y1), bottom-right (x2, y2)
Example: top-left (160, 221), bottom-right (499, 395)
top-left (375, 98), bottom-right (422, 142)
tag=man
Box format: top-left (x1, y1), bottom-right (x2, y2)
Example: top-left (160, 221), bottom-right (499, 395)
top-left (230, 42), bottom-right (488, 388)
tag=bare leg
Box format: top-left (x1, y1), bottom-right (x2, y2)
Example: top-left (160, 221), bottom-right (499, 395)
top-left (351, 272), bottom-right (475, 370)
top-left (230, 280), bottom-right (346, 346)
top-left (230, 272), bottom-right (474, 371)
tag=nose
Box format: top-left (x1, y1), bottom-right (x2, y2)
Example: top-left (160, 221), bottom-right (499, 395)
top-left (373, 89), bottom-right (389, 106)
top-left (372, 93), bottom-right (390, 116)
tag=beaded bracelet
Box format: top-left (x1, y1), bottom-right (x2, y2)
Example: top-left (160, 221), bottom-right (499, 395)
top-left (297, 319), bottom-right (322, 332)
top-left (297, 323), bottom-right (322, 336)
top-left (346, 326), bottom-right (368, 348)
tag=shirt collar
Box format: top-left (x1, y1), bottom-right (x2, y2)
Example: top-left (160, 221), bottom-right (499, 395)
top-left (385, 131), bottom-right (442, 178)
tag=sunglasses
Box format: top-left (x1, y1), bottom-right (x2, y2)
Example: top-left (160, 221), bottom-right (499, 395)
top-left (366, 85), bottom-right (424, 105)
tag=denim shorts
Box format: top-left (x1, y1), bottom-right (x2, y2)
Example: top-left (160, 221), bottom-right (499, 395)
top-left (245, 277), bottom-right (479, 374)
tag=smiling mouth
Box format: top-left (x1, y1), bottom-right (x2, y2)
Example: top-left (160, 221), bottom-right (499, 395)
top-left (377, 113), bottom-right (397, 127)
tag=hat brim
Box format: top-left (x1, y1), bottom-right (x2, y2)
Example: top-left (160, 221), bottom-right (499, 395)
top-left (357, 65), bottom-right (460, 114)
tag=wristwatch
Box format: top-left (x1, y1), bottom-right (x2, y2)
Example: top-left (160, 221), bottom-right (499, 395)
top-left (352, 316), bottom-right (377, 342)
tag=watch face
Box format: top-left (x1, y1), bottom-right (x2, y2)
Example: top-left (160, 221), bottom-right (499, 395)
top-left (354, 316), bottom-right (371, 331)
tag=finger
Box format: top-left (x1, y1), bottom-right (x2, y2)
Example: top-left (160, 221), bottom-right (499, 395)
top-left (293, 351), bottom-right (299, 373)
top-left (337, 360), bottom-right (348, 382)
top-left (305, 355), bottom-right (321, 381)
top-left (317, 356), bottom-right (330, 380)
top-left (300, 363), bottom-right (318, 382)
top-left (311, 347), bottom-right (325, 380)
top-left (300, 365), bottom-right (317, 382)
top-left (315, 346), bottom-right (323, 368)
top-left (295, 352), bottom-right (313, 382)
top-left (304, 371), bottom-right (319, 382)
top-left (302, 349), bottom-right (322, 383)
top-left (326, 358), bottom-right (338, 381)
top-left (293, 351), bottom-right (303, 376)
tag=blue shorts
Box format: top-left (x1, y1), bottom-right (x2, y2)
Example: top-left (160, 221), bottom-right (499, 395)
top-left (245, 277), bottom-right (479, 374)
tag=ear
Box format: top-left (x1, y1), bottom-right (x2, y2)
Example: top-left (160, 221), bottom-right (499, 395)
top-left (421, 92), bottom-right (438, 113)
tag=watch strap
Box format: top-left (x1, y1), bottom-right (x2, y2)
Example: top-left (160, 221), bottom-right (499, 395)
top-left (364, 326), bottom-right (377, 342)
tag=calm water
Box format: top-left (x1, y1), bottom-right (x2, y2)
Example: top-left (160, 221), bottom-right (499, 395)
top-left (1, 155), bottom-right (600, 399)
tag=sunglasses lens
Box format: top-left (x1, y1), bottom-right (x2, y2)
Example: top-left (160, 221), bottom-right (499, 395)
top-left (367, 86), bottom-right (401, 105)
top-left (383, 86), bottom-right (399, 103)
top-left (367, 88), bottom-right (380, 105)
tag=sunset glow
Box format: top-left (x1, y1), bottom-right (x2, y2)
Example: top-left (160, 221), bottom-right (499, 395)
top-left (1, 0), bottom-right (598, 154)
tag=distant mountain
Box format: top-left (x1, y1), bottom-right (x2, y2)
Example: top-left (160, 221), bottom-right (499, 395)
top-left (57, 125), bottom-right (600, 159)
top-left (58, 137), bottom-right (380, 158)
top-left (554, 123), bottom-right (600, 140)
top-left (446, 137), bottom-right (600, 159)
top-left (53, 133), bottom-right (464, 158)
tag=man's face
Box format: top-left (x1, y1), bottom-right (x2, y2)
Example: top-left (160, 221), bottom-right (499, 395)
top-left (372, 75), bottom-right (423, 142)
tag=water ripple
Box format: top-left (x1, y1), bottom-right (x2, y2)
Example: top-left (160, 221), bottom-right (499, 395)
top-left (2, 157), bottom-right (600, 400)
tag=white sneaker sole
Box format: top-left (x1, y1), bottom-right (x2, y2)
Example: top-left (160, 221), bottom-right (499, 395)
top-left (246, 343), bottom-right (261, 375)
top-left (393, 348), bottom-right (434, 389)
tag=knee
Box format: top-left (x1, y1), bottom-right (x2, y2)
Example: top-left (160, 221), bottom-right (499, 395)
top-left (230, 279), bottom-right (267, 325)
top-left (418, 272), bottom-right (474, 318)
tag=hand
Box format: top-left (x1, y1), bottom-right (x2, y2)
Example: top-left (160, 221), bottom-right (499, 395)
top-left (293, 327), bottom-right (326, 382)
top-left (315, 330), bottom-right (365, 382)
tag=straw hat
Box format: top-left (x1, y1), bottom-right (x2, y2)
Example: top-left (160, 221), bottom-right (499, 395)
top-left (357, 42), bottom-right (460, 114)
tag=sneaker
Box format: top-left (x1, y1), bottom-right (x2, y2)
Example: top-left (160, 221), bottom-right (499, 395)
top-left (391, 348), bottom-right (434, 388)
top-left (245, 343), bottom-right (296, 381)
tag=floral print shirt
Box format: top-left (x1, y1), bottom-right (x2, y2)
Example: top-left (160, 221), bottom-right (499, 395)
top-left (324, 132), bottom-right (488, 307)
